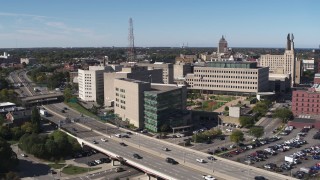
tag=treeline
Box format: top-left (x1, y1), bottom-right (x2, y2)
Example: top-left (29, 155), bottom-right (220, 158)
top-left (29, 65), bottom-right (69, 89)
top-left (19, 131), bottom-right (81, 161)
top-left (0, 138), bottom-right (19, 174)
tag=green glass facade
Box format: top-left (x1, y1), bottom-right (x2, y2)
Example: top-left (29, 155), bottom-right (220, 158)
top-left (144, 89), bottom-right (184, 132)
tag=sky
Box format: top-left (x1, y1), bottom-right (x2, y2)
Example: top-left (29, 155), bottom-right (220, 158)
top-left (0, 0), bottom-right (319, 48)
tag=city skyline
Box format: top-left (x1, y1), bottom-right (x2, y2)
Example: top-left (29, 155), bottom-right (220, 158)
top-left (0, 0), bottom-right (319, 48)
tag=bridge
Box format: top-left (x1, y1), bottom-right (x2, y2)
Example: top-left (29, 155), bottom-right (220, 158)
top-left (21, 93), bottom-right (64, 106)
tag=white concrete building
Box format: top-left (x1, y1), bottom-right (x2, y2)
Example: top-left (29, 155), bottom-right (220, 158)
top-left (78, 66), bottom-right (110, 102)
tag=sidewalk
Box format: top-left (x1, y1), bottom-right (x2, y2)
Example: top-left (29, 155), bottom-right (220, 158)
top-left (214, 96), bottom-right (246, 113)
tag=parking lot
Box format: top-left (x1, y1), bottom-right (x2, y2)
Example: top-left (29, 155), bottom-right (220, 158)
top-left (217, 126), bottom-right (320, 179)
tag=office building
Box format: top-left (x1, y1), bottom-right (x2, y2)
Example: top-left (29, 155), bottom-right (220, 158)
top-left (259, 33), bottom-right (300, 85)
top-left (113, 78), bottom-right (189, 131)
top-left (292, 84), bottom-right (320, 116)
top-left (173, 62), bottom-right (192, 79)
top-left (302, 59), bottom-right (314, 72)
top-left (121, 62), bottom-right (174, 84)
top-left (78, 66), bottom-right (110, 102)
top-left (185, 61), bottom-right (269, 94)
top-left (104, 66), bottom-right (163, 106)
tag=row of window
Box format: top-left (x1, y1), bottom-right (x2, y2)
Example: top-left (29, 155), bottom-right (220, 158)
top-left (194, 74), bottom-right (258, 79)
top-left (294, 94), bottom-right (320, 98)
top-left (193, 84), bottom-right (257, 89)
top-left (191, 79), bottom-right (258, 84)
top-left (294, 99), bottom-right (320, 103)
top-left (194, 69), bottom-right (258, 74)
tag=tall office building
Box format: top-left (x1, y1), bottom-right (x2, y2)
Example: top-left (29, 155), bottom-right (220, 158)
top-left (313, 49), bottom-right (320, 73)
top-left (78, 66), bottom-right (110, 102)
top-left (259, 33), bottom-right (299, 86)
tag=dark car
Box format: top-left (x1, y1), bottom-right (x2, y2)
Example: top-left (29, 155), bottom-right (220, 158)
top-left (166, 157), bottom-right (177, 164)
top-left (254, 176), bottom-right (267, 180)
top-left (100, 158), bottom-right (111, 163)
top-left (48, 169), bottom-right (57, 174)
top-left (120, 142), bottom-right (127, 146)
top-left (115, 167), bottom-right (124, 172)
top-left (207, 156), bottom-right (217, 161)
top-left (61, 109), bottom-right (65, 113)
top-left (133, 153), bottom-right (142, 159)
top-left (220, 136), bottom-right (225, 140)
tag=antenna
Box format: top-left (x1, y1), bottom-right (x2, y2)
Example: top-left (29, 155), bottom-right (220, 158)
top-left (127, 18), bottom-right (135, 62)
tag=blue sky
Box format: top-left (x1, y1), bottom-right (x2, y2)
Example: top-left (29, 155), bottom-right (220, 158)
top-left (0, 0), bottom-right (319, 48)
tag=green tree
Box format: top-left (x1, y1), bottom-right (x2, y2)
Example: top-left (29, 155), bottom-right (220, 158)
top-left (31, 107), bottom-right (41, 133)
top-left (239, 116), bottom-right (255, 128)
top-left (0, 138), bottom-right (19, 173)
top-left (160, 124), bottom-right (170, 132)
top-left (3, 171), bottom-right (20, 180)
top-left (224, 106), bottom-right (229, 111)
top-left (230, 130), bottom-right (244, 144)
top-left (11, 127), bottom-right (24, 140)
top-left (0, 115), bottom-right (5, 125)
top-left (0, 126), bottom-right (12, 140)
top-left (273, 108), bottom-right (293, 123)
top-left (21, 122), bottom-right (34, 134)
top-left (249, 126), bottom-right (264, 138)
top-left (63, 87), bottom-right (72, 102)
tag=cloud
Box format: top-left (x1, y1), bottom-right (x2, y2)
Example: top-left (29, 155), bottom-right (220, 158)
top-left (0, 12), bottom-right (48, 19)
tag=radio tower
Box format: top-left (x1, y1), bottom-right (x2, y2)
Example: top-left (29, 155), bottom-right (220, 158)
top-left (127, 18), bottom-right (135, 62)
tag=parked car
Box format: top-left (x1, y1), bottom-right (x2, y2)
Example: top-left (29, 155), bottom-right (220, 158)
top-left (166, 157), bottom-right (177, 164)
top-left (120, 142), bottom-right (127, 146)
top-left (196, 158), bottom-right (206, 163)
top-left (133, 153), bottom-right (142, 159)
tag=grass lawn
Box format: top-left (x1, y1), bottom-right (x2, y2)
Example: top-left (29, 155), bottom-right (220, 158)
top-left (48, 163), bottom-right (66, 169)
top-left (66, 102), bottom-right (101, 121)
top-left (62, 165), bottom-right (101, 175)
top-left (195, 100), bottom-right (226, 111)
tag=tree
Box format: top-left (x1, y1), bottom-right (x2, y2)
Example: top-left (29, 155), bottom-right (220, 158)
top-left (0, 126), bottom-right (11, 140)
top-left (11, 127), bottom-right (24, 140)
top-left (239, 116), bottom-right (255, 128)
top-left (249, 126), bottom-right (264, 138)
top-left (273, 108), bottom-right (293, 123)
top-left (224, 106), bottom-right (229, 111)
top-left (230, 130), bottom-right (244, 144)
top-left (64, 87), bottom-right (72, 102)
top-left (31, 107), bottom-right (41, 133)
top-left (21, 122), bottom-right (34, 134)
top-left (0, 138), bottom-right (19, 173)
top-left (160, 124), bottom-right (170, 132)
top-left (3, 171), bottom-right (20, 180)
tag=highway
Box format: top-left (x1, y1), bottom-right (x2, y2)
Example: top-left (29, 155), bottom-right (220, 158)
top-left (42, 106), bottom-right (207, 180)
top-left (43, 103), bottom-right (296, 180)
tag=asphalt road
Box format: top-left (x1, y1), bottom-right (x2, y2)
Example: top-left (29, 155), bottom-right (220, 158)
top-left (43, 103), bottom-right (295, 180)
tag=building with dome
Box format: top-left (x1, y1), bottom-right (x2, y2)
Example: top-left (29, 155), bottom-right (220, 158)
top-left (218, 35), bottom-right (228, 54)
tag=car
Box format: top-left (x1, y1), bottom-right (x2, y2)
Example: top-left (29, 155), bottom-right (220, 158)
top-left (115, 167), bottom-right (124, 172)
top-left (254, 176), bottom-right (266, 180)
top-left (207, 156), bottom-right (217, 161)
top-left (166, 157), bottom-right (177, 164)
top-left (163, 147), bottom-right (170, 151)
top-left (196, 158), bottom-right (206, 163)
top-left (87, 161), bottom-right (95, 166)
top-left (48, 169), bottom-right (57, 174)
top-left (94, 159), bottom-right (102, 164)
top-left (100, 158), bottom-right (111, 163)
top-left (72, 128), bottom-right (77, 132)
top-left (133, 153), bottom-right (142, 159)
top-left (219, 136), bottom-right (225, 140)
top-left (63, 107), bottom-right (68, 110)
top-left (101, 138), bottom-right (108, 142)
top-left (140, 129), bottom-right (148, 133)
top-left (61, 109), bottom-right (65, 113)
top-left (21, 153), bottom-right (27, 157)
top-left (202, 175), bottom-right (216, 180)
top-left (92, 140), bottom-right (98, 144)
top-left (120, 142), bottom-right (127, 146)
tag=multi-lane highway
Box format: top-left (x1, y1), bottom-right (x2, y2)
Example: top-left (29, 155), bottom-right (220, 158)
top-left (43, 103), bottom-right (296, 180)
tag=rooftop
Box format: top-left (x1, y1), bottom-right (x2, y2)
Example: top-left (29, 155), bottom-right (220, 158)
top-left (0, 102), bottom-right (16, 107)
top-left (198, 61), bottom-right (259, 69)
top-left (147, 83), bottom-right (183, 94)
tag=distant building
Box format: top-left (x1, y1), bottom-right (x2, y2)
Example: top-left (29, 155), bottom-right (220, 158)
top-left (268, 74), bottom-right (291, 93)
top-left (185, 61), bottom-right (269, 94)
top-left (64, 63), bottom-right (79, 72)
top-left (69, 72), bottom-right (78, 83)
top-left (313, 49), bottom-right (320, 73)
top-left (175, 54), bottom-right (197, 63)
top-left (121, 62), bottom-right (174, 84)
top-left (78, 66), bottom-right (111, 102)
top-left (20, 57), bottom-right (37, 65)
top-left (0, 102), bottom-right (31, 126)
top-left (259, 33), bottom-right (300, 86)
top-left (302, 59), bottom-right (314, 72)
top-left (173, 62), bottom-right (192, 79)
top-left (218, 35), bottom-right (228, 54)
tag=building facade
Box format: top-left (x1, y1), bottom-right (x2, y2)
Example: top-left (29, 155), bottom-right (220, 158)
top-left (259, 33), bottom-right (299, 86)
top-left (218, 35), bottom-right (228, 54)
top-left (114, 79), bottom-right (150, 128)
top-left (173, 62), bottom-right (192, 79)
top-left (144, 84), bottom-right (188, 132)
top-left (104, 66), bottom-right (163, 106)
top-left (78, 66), bottom-right (108, 102)
top-left (20, 58), bottom-right (36, 65)
top-left (292, 86), bottom-right (320, 116)
top-left (185, 61), bottom-right (269, 94)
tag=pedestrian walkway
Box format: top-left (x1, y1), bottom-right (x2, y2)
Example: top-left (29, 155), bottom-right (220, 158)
top-left (214, 96), bottom-right (246, 113)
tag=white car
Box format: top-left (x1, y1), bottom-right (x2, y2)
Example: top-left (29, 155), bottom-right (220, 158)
top-left (94, 159), bottom-right (102, 164)
top-left (196, 158), bottom-right (206, 163)
top-left (202, 175), bottom-right (216, 180)
top-left (21, 153), bottom-right (27, 157)
top-left (101, 138), bottom-right (108, 142)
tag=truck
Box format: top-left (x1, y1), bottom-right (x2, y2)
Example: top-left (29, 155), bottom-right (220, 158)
top-left (39, 109), bottom-right (48, 117)
top-left (285, 155), bottom-right (300, 164)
